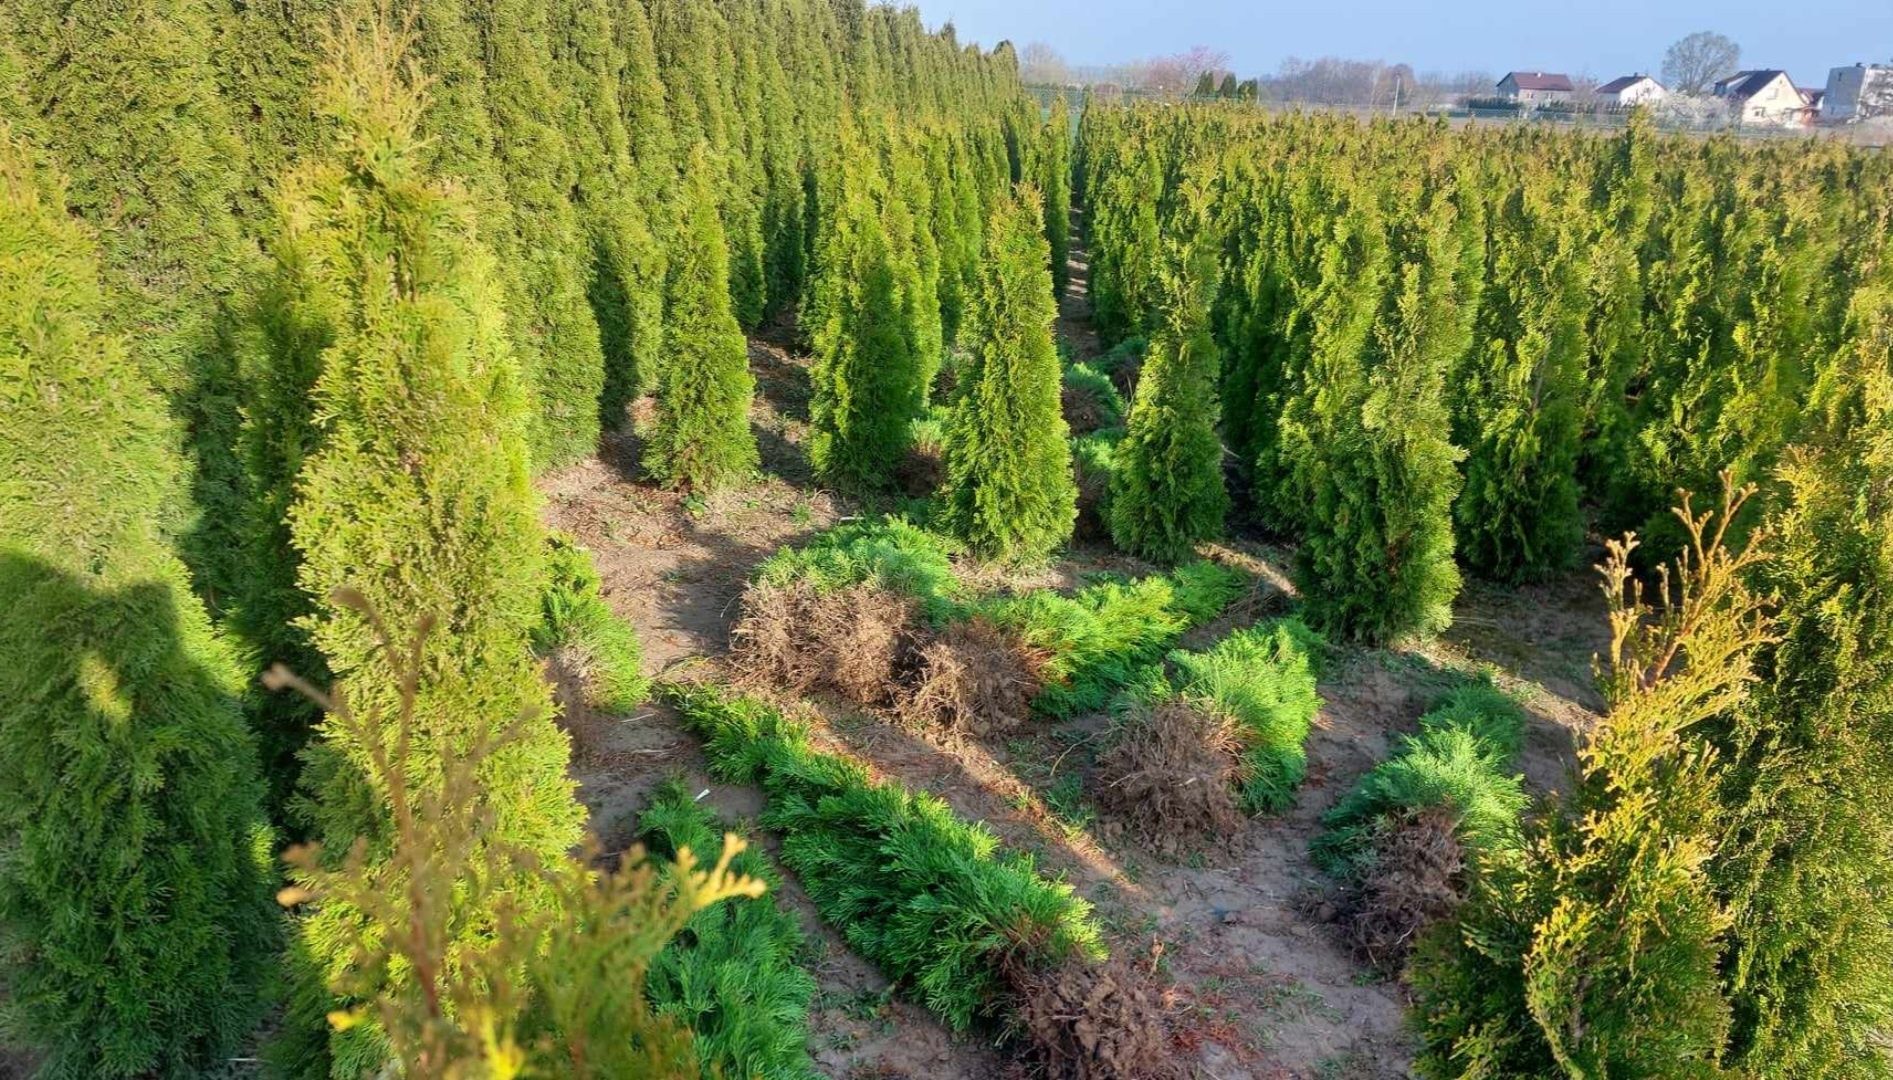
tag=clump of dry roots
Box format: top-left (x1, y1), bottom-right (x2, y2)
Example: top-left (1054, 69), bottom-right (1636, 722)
top-left (1061, 382), bottom-right (1111, 435)
top-left (1341, 805), bottom-right (1467, 970)
top-left (728, 581), bottom-right (917, 709)
top-left (1093, 698), bottom-right (1243, 846)
top-left (901, 617), bottom-right (1047, 735)
top-left (1005, 951), bottom-right (1180, 1080)
top-left (1072, 454), bottom-right (1113, 542)
top-left (896, 442), bottom-right (944, 499)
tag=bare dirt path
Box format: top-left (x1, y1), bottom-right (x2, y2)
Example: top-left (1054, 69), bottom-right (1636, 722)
top-left (538, 211), bottom-right (1608, 1079)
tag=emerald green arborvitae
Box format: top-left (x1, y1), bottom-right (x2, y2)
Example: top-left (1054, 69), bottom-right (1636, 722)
top-left (647, 143), bottom-right (759, 493)
top-left (808, 121), bottom-right (925, 489)
top-left (940, 184), bottom-right (1076, 560)
top-left (1715, 280), bottom-right (1893, 1078)
top-left (1, 0), bottom-right (255, 607)
top-left (1040, 95), bottom-right (1072, 297)
top-left (1109, 189), bottom-right (1229, 562)
top-left (260, 27), bottom-right (583, 1078)
top-left (0, 127), bottom-right (276, 1080)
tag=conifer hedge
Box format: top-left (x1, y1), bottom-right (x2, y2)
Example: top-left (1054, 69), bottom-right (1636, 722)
top-left (0, 129), bottom-right (276, 1079)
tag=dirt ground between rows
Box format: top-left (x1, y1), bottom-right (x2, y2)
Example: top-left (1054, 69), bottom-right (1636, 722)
top-left (538, 222), bottom-right (1608, 1079)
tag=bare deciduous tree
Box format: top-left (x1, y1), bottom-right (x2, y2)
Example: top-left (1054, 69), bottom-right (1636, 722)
top-left (1662, 31), bottom-right (1742, 95)
top-left (1020, 42), bottom-right (1070, 87)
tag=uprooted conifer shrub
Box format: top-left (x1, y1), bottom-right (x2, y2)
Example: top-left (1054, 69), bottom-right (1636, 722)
top-left (1093, 697), bottom-right (1244, 843)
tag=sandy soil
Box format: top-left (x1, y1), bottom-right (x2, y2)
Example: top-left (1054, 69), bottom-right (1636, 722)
top-left (537, 223), bottom-right (1611, 1079)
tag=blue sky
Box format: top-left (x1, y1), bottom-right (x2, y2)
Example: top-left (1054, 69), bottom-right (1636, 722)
top-left (916, 1), bottom-right (1893, 89)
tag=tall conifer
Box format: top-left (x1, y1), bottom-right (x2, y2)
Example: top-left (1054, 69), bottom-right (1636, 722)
top-left (940, 185), bottom-right (1076, 560)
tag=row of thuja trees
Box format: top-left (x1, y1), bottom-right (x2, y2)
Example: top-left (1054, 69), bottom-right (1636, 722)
top-left (0, 1), bottom-right (1061, 1077)
top-left (1079, 104), bottom-right (1893, 1076)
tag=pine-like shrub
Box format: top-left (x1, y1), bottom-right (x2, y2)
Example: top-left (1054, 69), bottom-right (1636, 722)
top-left (533, 532), bottom-right (649, 714)
top-left (260, 26), bottom-right (585, 1077)
top-left (978, 560), bottom-right (1250, 718)
top-left (640, 779), bottom-right (819, 1080)
top-left (754, 517), bottom-right (964, 623)
top-left (1071, 427), bottom-right (1125, 540)
top-left (1312, 682), bottom-right (1529, 879)
top-left (940, 184), bottom-right (1076, 561)
top-left (1061, 362), bottom-right (1127, 433)
top-left (1040, 96), bottom-right (1072, 296)
top-left (1109, 196), bottom-right (1230, 562)
top-left (0, 128), bottom-right (276, 1079)
top-left (664, 682), bottom-right (1105, 1031)
top-left (647, 142), bottom-right (759, 493)
top-left (1169, 617), bottom-right (1325, 813)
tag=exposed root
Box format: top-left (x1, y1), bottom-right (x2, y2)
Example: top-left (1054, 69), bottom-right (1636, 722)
top-left (901, 617), bottom-right (1047, 735)
top-left (1004, 951), bottom-right (1180, 1080)
top-left (1093, 699), bottom-right (1243, 847)
top-left (729, 581), bottom-right (918, 709)
top-left (1341, 805), bottom-right (1467, 971)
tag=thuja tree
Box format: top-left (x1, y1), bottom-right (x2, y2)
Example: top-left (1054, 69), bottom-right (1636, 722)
top-left (1713, 283), bottom-right (1893, 1077)
top-left (646, 142), bottom-right (759, 492)
top-left (1040, 94), bottom-right (1073, 297)
top-left (1454, 168), bottom-right (1588, 583)
top-left (1411, 486), bottom-right (1772, 1077)
top-left (261, 25), bottom-right (585, 1077)
top-left (0, 128), bottom-right (275, 1079)
top-left (808, 119), bottom-right (925, 489)
top-left (1109, 184), bottom-right (1229, 562)
top-left (940, 185), bottom-right (1076, 561)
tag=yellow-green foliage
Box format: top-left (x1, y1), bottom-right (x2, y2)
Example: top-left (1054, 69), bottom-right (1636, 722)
top-left (257, 26), bottom-right (583, 1077)
top-left (534, 533), bottom-right (649, 714)
top-left (0, 128), bottom-right (276, 1080)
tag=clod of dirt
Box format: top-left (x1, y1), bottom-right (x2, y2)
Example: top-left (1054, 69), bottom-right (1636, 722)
top-left (1005, 952), bottom-right (1180, 1080)
top-left (730, 580), bottom-right (918, 709)
top-left (1093, 699), bottom-right (1243, 845)
top-left (1341, 805), bottom-right (1467, 971)
top-left (901, 617), bottom-right (1046, 735)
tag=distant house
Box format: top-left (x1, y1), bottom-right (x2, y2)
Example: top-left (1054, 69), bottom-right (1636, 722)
top-left (1595, 74), bottom-right (1667, 107)
top-left (1713, 69), bottom-right (1807, 126)
top-left (1496, 71), bottom-right (1575, 107)
top-left (1822, 63), bottom-right (1893, 123)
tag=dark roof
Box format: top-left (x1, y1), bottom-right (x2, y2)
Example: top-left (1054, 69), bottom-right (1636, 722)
top-left (1500, 71), bottom-right (1574, 92)
top-left (1717, 69), bottom-right (1790, 99)
top-left (1597, 74), bottom-right (1661, 94)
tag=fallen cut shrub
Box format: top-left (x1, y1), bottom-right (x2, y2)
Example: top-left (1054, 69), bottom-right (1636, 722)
top-left (898, 413), bottom-right (948, 498)
top-left (1341, 805), bottom-right (1467, 969)
top-left (1168, 618), bottom-right (1324, 813)
top-left (1092, 337), bottom-right (1147, 400)
top-left (1311, 684), bottom-right (1528, 881)
top-left (978, 560), bottom-right (1250, 718)
top-left (1094, 698), bottom-right (1243, 843)
top-left (641, 779), bottom-right (819, 1080)
top-left (903, 617), bottom-right (1048, 735)
top-left (1311, 680), bottom-right (1527, 966)
top-left (665, 683), bottom-right (1105, 1031)
top-left (1004, 950), bottom-right (1179, 1080)
top-left (533, 532), bottom-right (649, 713)
top-left (755, 517), bottom-right (963, 622)
top-left (1061, 362), bottom-right (1127, 435)
top-left (1071, 429), bottom-right (1123, 542)
top-left (729, 580), bottom-right (918, 709)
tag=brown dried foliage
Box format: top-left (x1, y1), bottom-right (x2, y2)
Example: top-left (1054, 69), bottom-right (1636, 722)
top-left (729, 581), bottom-right (919, 709)
top-left (1341, 805), bottom-right (1466, 971)
top-left (901, 617), bottom-right (1047, 735)
top-left (1093, 699), bottom-right (1243, 845)
top-left (1005, 952), bottom-right (1180, 1080)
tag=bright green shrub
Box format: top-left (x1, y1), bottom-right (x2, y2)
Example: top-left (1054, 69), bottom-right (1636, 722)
top-left (665, 682), bottom-right (1104, 1031)
top-left (1109, 202), bottom-right (1230, 562)
top-left (261, 33), bottom-right (584, 1077)
top-left (979, 560), bottom-right (1250, 718)
top-left (0, 130), bottom-right (276, 1079)
top-left (1170, 618), bottom-right (1324, 813)
top-left (533, 533), bottom-right (649, 713)
top-left (1072, 426), bottom-right (1125, 537)
top-left (647, 142), bottom-right (759, 493)
top-left (641, 779), bottom-right (818, 1080)
top-left (755, 518), bottom-right (964, 622)
top-left (1040, 96), bottom-right (1072, 296)
top-left (1312, 682), bottom-right (1529, 880)
top-left (940, 185), bottom-right (1076, 561)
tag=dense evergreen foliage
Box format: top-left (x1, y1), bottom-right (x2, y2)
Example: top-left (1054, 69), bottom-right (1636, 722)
top-left (940, 187), bottom-right (1078, 560)
top-left (1166, 618), bottom-right (1325, 813)
top-left (0, 130), bottom-right (276, 1079)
